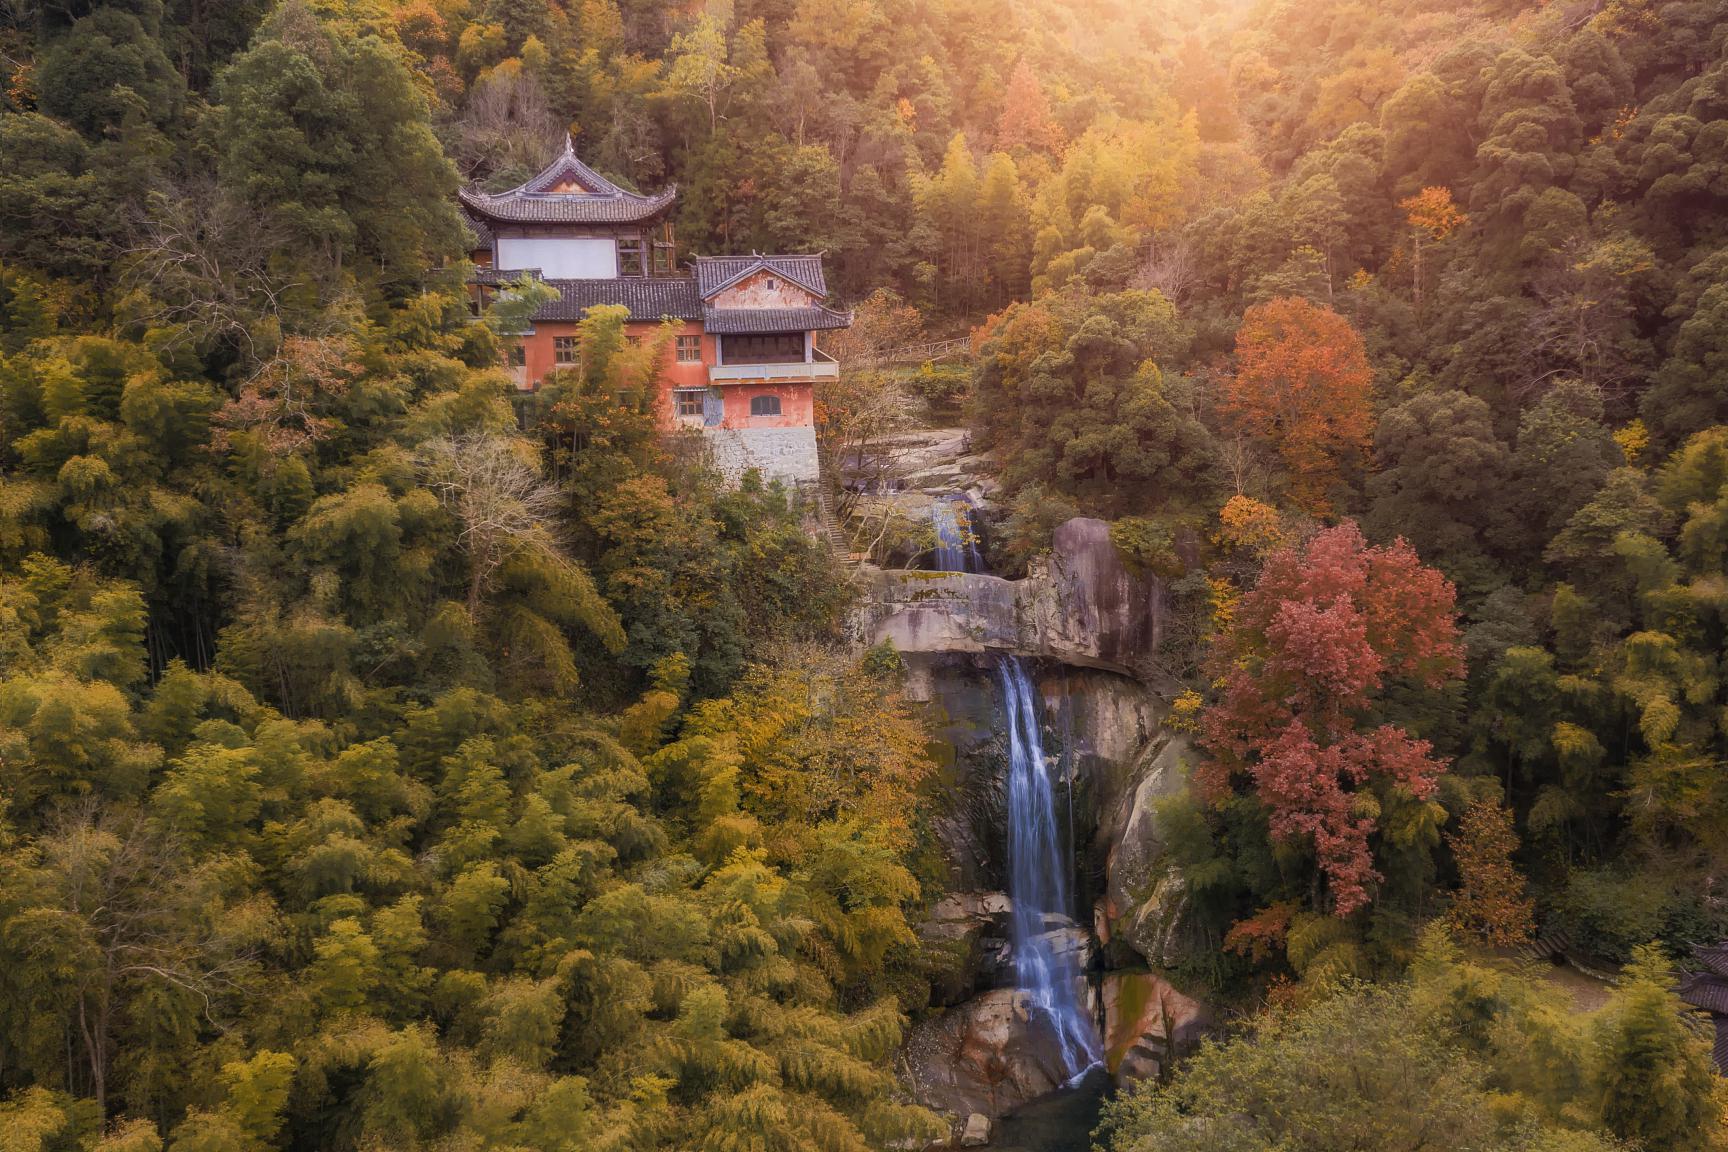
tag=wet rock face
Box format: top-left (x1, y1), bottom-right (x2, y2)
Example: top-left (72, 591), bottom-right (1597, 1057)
top-left (903, 654), bottom-right (1208, 1126)
top-left (920, 891), bottom-right (1014, 1006)
top-left (1095, 729), bottom-right (1193, 968)
top-left (903, 987), bottom-right (1090, 1119)
top-left (1038, 518), bottom-right (1169, 675)
top-left (906, 654), bottom-right (1187, 965)
top-left (858, 518), bottom-right (1170, 678)
top-left (1100, 971), bottom-right (1210, 1085)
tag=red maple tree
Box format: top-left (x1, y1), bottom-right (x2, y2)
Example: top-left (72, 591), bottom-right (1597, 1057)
top-left (1224, 297), bottom-right (1374, 513)
top-left (1199, 522), bottom-right (1463, 915)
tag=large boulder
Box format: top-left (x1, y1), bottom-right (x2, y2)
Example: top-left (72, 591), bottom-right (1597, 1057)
top-left (857, 518), bottom-right (1170, 677)
top-left (903, 988), bottom-right (1089, 1120)
top-left (920, 891), bottom-right (1013, 1005)
top-left (1031, 518), bottom-right (1170, 675)
top-left (1100, 971), bottom-right (1209, 1085)
top-left (1095, 730), bottom-right (1192, 966)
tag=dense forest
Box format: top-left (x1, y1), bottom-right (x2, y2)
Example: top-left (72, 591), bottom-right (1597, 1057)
top-left (5, 0), bottom-right (1728, 1148)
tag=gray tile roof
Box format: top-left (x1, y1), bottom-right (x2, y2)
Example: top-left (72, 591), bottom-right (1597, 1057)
top-left (460, 136), bottom-right (677, 225)
top-left (460, 186), bottom-right (678, 225)
top-left (692, 254), bottom-right (828, 299)
top-left (472, 265), bottom-right (536, 287)
top-left (463, 212), bottom-right (494, 251)
top-left (1695, 943), bottom-right (1728, 979)
top-left (520, 137), bottom-right (627, 196)
top-left (1680, 973), bottom-right (1728, 1016)
top-left (702, 306), bottom-right (853, 334)
top-left (532, 278), bottom-right (703, 323)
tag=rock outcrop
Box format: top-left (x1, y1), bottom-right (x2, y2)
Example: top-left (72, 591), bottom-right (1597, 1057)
top-left (1094, 729), bottom-right (1193, 966)
top-left (857, 518), bottom-right (1171, 679)
top-left (1100, 971), bottom-right (1209, 1085)
top-left (903, 987), bottom-right (1092, 1119)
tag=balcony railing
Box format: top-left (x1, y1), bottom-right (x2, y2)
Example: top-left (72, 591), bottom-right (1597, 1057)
top-left (708, 349), bottom-right (839, 383)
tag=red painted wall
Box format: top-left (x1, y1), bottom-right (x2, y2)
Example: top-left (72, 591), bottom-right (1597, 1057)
top-left (515, 320), bottom-right (713, 395)
top-left (717, 381), bottom-right (814, 429)
top-left (510, 321), bottom-right (816, 432)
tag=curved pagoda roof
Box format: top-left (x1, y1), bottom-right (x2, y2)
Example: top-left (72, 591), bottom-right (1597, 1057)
top-left (459, 136), bottom-right (677, 225)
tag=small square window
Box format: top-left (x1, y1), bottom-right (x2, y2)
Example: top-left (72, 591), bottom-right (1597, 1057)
top-left (553, 336), bottom-right (578, 365)
top-left (765, 277), bottom-right (778, 291)
top-left (750, 394), bottom-right (782, 418)
top-left (676, 335), bottom-right (702, 363)
top-left (675, 389), bottom-right (705, 417)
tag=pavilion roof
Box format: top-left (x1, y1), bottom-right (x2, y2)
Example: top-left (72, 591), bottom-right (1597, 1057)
top-left (460, 136), bottom-right (677, 225)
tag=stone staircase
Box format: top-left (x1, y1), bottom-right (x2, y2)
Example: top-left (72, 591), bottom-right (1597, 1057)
top-left (1513, 927), bottom-right (1573, 968)
top-left (1510, 927), bottom-right (1617, 984)
top-left (814, 457), bottom-right (861, 564)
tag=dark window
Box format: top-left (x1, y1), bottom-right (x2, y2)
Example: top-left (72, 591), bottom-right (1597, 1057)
top-left (675, 389), bottom-right (705, 417)
top-left (652, 243), bottom-right (675, 274)
top-left (676, 334), bottom-right (702, 362)
top-left (750, 394), bottom-right (782, 417)
top-left (507, 342), bottom-right (526, 367)
top-left (765, 277), bottom-right (778, 291)
top-left (720, 332), bottom-right (805, 364)
top-left (553, 336), bottom-right (578, 365)
top-left (618, 238), bottom-right (644, 273)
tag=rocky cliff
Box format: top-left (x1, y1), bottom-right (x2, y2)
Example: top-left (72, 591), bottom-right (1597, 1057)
top-left (852, 430), bottom-right (1210, 1139)
top-left (857, 518), bottom-right (1173, 679)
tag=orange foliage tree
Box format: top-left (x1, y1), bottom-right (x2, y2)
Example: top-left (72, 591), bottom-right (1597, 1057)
top-left (1445, 799), bottom-right (1535, 947)
top-left (1224, 297), bottom-right (1373, 513)
top-left (995, 58), bottom-right (1062, 153)
top-left (1400, 186), bottom-right (1467, 313)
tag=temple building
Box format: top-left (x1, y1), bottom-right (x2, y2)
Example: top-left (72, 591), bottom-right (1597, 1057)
top-left (1679, 941), bottom-right (1728, 1073)
top-left (461, 138), bottom-right (849, 485)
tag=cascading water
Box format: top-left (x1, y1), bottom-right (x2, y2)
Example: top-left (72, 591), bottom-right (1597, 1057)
top-left (930, 499), bottom-right (1102, 1082)
top-left (996, 657), bottom-right (1104, 1080)
top-left (929, 496), bottom-right (982, 574)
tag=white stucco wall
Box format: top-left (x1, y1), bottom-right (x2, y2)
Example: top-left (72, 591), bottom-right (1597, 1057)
top-left (496, 237), bottom-right (618, 278)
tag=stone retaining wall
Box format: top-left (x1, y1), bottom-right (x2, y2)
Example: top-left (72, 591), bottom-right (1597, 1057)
top-left (705, 425), bottom-right (820, 484)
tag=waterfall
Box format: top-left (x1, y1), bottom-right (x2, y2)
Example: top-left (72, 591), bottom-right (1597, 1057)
top-left (929, 499), bottom-right (1102, 1082)
top-left (997, 657), bottom-right (1103, 1081)
top-left (930, 496), bottom-right (982, 574)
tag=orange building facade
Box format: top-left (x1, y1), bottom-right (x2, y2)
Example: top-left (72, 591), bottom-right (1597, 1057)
top-left (462, 139), bottom-right (849, 484)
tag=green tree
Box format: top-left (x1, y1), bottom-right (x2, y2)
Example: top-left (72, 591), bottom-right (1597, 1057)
top-left (1366, 387), bottom-right (1513, 593)
top-left (214, 1), bottom-right (461, 282)
top-left (1593, 945), bottom-right (1723, 1150)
